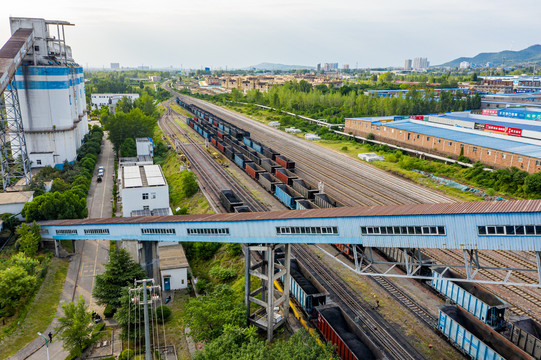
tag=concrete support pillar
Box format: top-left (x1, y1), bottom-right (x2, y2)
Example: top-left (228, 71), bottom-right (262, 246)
top-left (54, 239), bottom-right (60, 257)
top-left (141, 241), bottom-right (159, 284)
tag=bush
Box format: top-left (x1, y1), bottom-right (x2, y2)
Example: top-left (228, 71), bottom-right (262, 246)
top-left (225, 243), bottom-right (242, 256)
top-left (155, 305), bottom-right (172, 324)
top-left (195, 278), bottom-right (210, 293)
top-left (209, 266), bottom-right (237, 282)
top-left (366, 132), bottom-right (375, 140)
top-left (103, 304), bottom-right (115, 318)
top-left (118, 349), bottom-right (135, 360)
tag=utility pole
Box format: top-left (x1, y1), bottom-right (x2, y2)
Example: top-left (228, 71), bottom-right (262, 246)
top-left (130, 279), bottom-right (160, 360)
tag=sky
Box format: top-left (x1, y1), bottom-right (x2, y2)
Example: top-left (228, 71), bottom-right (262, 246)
top-left (2, 0), bottom-right (540, 69)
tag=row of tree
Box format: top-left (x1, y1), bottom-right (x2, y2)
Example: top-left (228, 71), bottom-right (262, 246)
top-left (23, 126), bottom-right (104, 222)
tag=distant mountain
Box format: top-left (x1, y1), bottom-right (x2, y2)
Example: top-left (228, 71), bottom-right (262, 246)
top-left (441, 45), bottom-right (541, 67)
top-left (248, 62), bottom-right (314, 71)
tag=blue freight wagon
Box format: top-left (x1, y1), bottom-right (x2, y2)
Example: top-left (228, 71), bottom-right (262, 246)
top-left (275, 184), bottom-right (304, 209)
top-left (251, 140), bottom-right (263, 154)
top-left (280, 258), bottom-right (327, 315)
top-left (243, 137), bottom-right (252, 148)
top-left (234, 154), bottom-right (246, 169)
top-left (438, 305), bottom-right (531, 360)
top-left (431, 268), bottom-right (507, 330)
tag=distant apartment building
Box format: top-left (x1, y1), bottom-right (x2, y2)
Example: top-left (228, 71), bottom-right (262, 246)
top-left (91, 93), bottom-right (140, 110)
top-left (323, 63), bottom-right (339, 71)
top-left (404, 59), bottom-right (412, 71)
top-left (413, 57), bottom-right (429, 70)
top-left (460, 61), bottom-right (470, 69)
top-left (343, 64), bottom-right (350, 70)
top-left (148, 75), bottom-right (161, 82)
top-left (111, 62), bottom-right (120, 70)
top-left (316, 63), bottom-right (321, 72)
top-left (211, 74), bottom-right (342, 94)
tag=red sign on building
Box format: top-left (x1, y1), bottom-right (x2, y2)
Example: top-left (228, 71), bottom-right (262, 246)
top-left (482, 109), bottom-right (499, 116)
top-left (484, 124), bottom-right (522, 137)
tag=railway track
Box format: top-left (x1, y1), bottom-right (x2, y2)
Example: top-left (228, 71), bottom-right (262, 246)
top-left (159, 105), bottom-right (267, 212)
top-left (173, 92), bottom-right (541, 321)
top-left (294, 244), bottom-right (425, 360)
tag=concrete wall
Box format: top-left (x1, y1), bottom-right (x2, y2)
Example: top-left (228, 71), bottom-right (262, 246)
top-left (120, 184), bottom-right (169, 217)
top-left (345, 119), bottom-right (541, 173)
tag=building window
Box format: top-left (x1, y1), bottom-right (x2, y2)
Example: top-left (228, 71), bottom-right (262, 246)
top-left (141, 228), bottom-right (176, 235)
top-left (448, 141), bottom-right (452, 146)
top-left (407, 133), bottom-right (411, 140)
top-left (427, 137), bottom-right (430, 141)
top-left (84, 229), bottom-right (110, 235)
top-left (56, 229), bottom-right (78, 235)
top-left (142, 193), bottom-right (149, 200)
top-left (276, 226), bottom-right (339, 235)
top-left (37, 160), bottom-right (42, 165)
top-left (478, 225), bottom-right (541, 236)
top-left (417, 134), bottom-right (420, 139)
top-left (460, 144), bottom-right (464, 149)
top-left (151, 192), bottom-right (156, 199)
top-left (360, 225), bottom-right (445, 235)
top-left (437, 139), bottom-right (441, 143)
top-left (473, 147), bottom-right (477, 153)
top-left (502, 153), bottom-right (506, 159)
top-left (518, 157), bottom-right (523, 163)
top-left (536, 160), bottom-right (541, 166)
top-left (34, 45), bottom-right (40, 51)
top-left (143, 206), bottom-right (149, 210)
top-left (487, 150), bottom-right (491, 155)
top-left (187, 228), bottom-right (230, 235)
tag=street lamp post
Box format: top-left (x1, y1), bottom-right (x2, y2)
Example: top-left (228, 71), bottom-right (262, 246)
top-left (37, 332), bottom-right (50, 360)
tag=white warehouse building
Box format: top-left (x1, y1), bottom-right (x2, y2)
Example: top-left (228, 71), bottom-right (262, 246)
top-left (91, 93), bottom-right (140, 110)
top-left (120, 164), bottom-right (171, 217)
top-left (10, 17), bottom-right (89, 169)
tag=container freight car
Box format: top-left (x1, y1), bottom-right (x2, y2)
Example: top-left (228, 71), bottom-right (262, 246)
top-left (275, 184), bottom-right (304, 209)
top-left (224, 146), bottom-right (234, 160)
top-left (243, 137), bottom-right (252, 148)
top-left (314, 193), bottom-right (337, 208)
top-left (438, 305), bottom-right (532, 360)
top-left (377, 247), bottom-right (434, 277)
top-left (275, 168), bottom-right (298, 186)
top-left (263, 146), bottom-right (279, 160)
top-left (275, 154), bottom-right (295, 170)
top-left (251, 140), bottom-right (262, 154)
top-left (431, 267), bottom-right (507, 329)
top-left (261, 158), bottom-right (280, 174)
top-left (234, 154), bottom-right (247, 169)
top-left (234, 206), bottom-right (251, 213)
top-left (280, 258), bottom-right (328, 315)
top-left (258, 172), bottom-right (281, 193)
top-left (219, 190), bottom-right (244, 213)
top-left (292, 179), bottom-right (319, 200)
top-left (316, 305), bottom-right (382, 360)
top-left (245, 162), bottom-right (265, 180)
top-left (295, 199), bottom-right (319, 210)
top-left (509, 317), bottom-right (541, 360)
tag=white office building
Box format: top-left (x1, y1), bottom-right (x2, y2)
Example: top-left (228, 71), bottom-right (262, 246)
top-left (136, 137), bottom-right (154, 157)
top-left (91, 93), bottom-right (140, 110)
top-left (159, 244), bottom-right (189, 291)
top-left (120, 164), bottom-right (171, 217)
top-left (10, 17), bottom-right (89, 168)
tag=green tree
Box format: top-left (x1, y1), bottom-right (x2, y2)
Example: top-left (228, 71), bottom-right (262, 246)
top-left (15, 222), bottom-right (41, 257)
top-left (55, 297), bottom-right (95, 356)
top-left (93, 247), bottom-right (146, 309)
top-left (0, 265), bottom-right (37, 310)
top-left (179, 170), bottom-right (199, 197)
top-left (184, 284), bottom-right (245, 342)
top-left (106, 108), bottom-right (156, 151)
top-left (120, 138), bottom-right (137, 157)
top-left (194, 325), bottom-right (266, 360)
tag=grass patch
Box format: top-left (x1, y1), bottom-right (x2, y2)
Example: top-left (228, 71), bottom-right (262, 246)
top-left (161, 151), bottom-right (213, 214)
top-left (154, 290), bottom-right (192, 360)
top-left (60, 240), bottom-right (74, 253)
top-left (0, 258), bottom-right (69, 359)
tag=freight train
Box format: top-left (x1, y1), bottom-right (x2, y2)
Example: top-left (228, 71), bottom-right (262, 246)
top-left (176, 97), bottom-right (541, 360)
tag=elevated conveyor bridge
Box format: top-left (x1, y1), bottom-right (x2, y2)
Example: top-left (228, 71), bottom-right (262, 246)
top-left (41, 200), bottom-right (541, 287)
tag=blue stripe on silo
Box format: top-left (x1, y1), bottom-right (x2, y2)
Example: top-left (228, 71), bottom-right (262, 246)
top-left (16, 80), bottom-right (70, 90)
top-left (15, 67), bottom-right (69, 76)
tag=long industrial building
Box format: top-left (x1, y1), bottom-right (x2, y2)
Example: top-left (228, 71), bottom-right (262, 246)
top-left (345, 111), bottom-right (541, 173)
top-left (9, 17), bottom-right (88, 168)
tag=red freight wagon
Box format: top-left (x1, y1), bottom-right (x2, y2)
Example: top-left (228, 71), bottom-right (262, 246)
top-left (217, 142), bottom-right (225, 153)
top-left (275, 155), bottom-right (295, 170)
top-left (245, 162), bottom-right (258, 179)
top-left (217, 131), bottom-right (224, 140)
top-left (210, 138), bottom-right (217, 147)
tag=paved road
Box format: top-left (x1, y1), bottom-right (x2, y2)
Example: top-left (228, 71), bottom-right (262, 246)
top-left (26, 135), bottom-right (115, 360)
